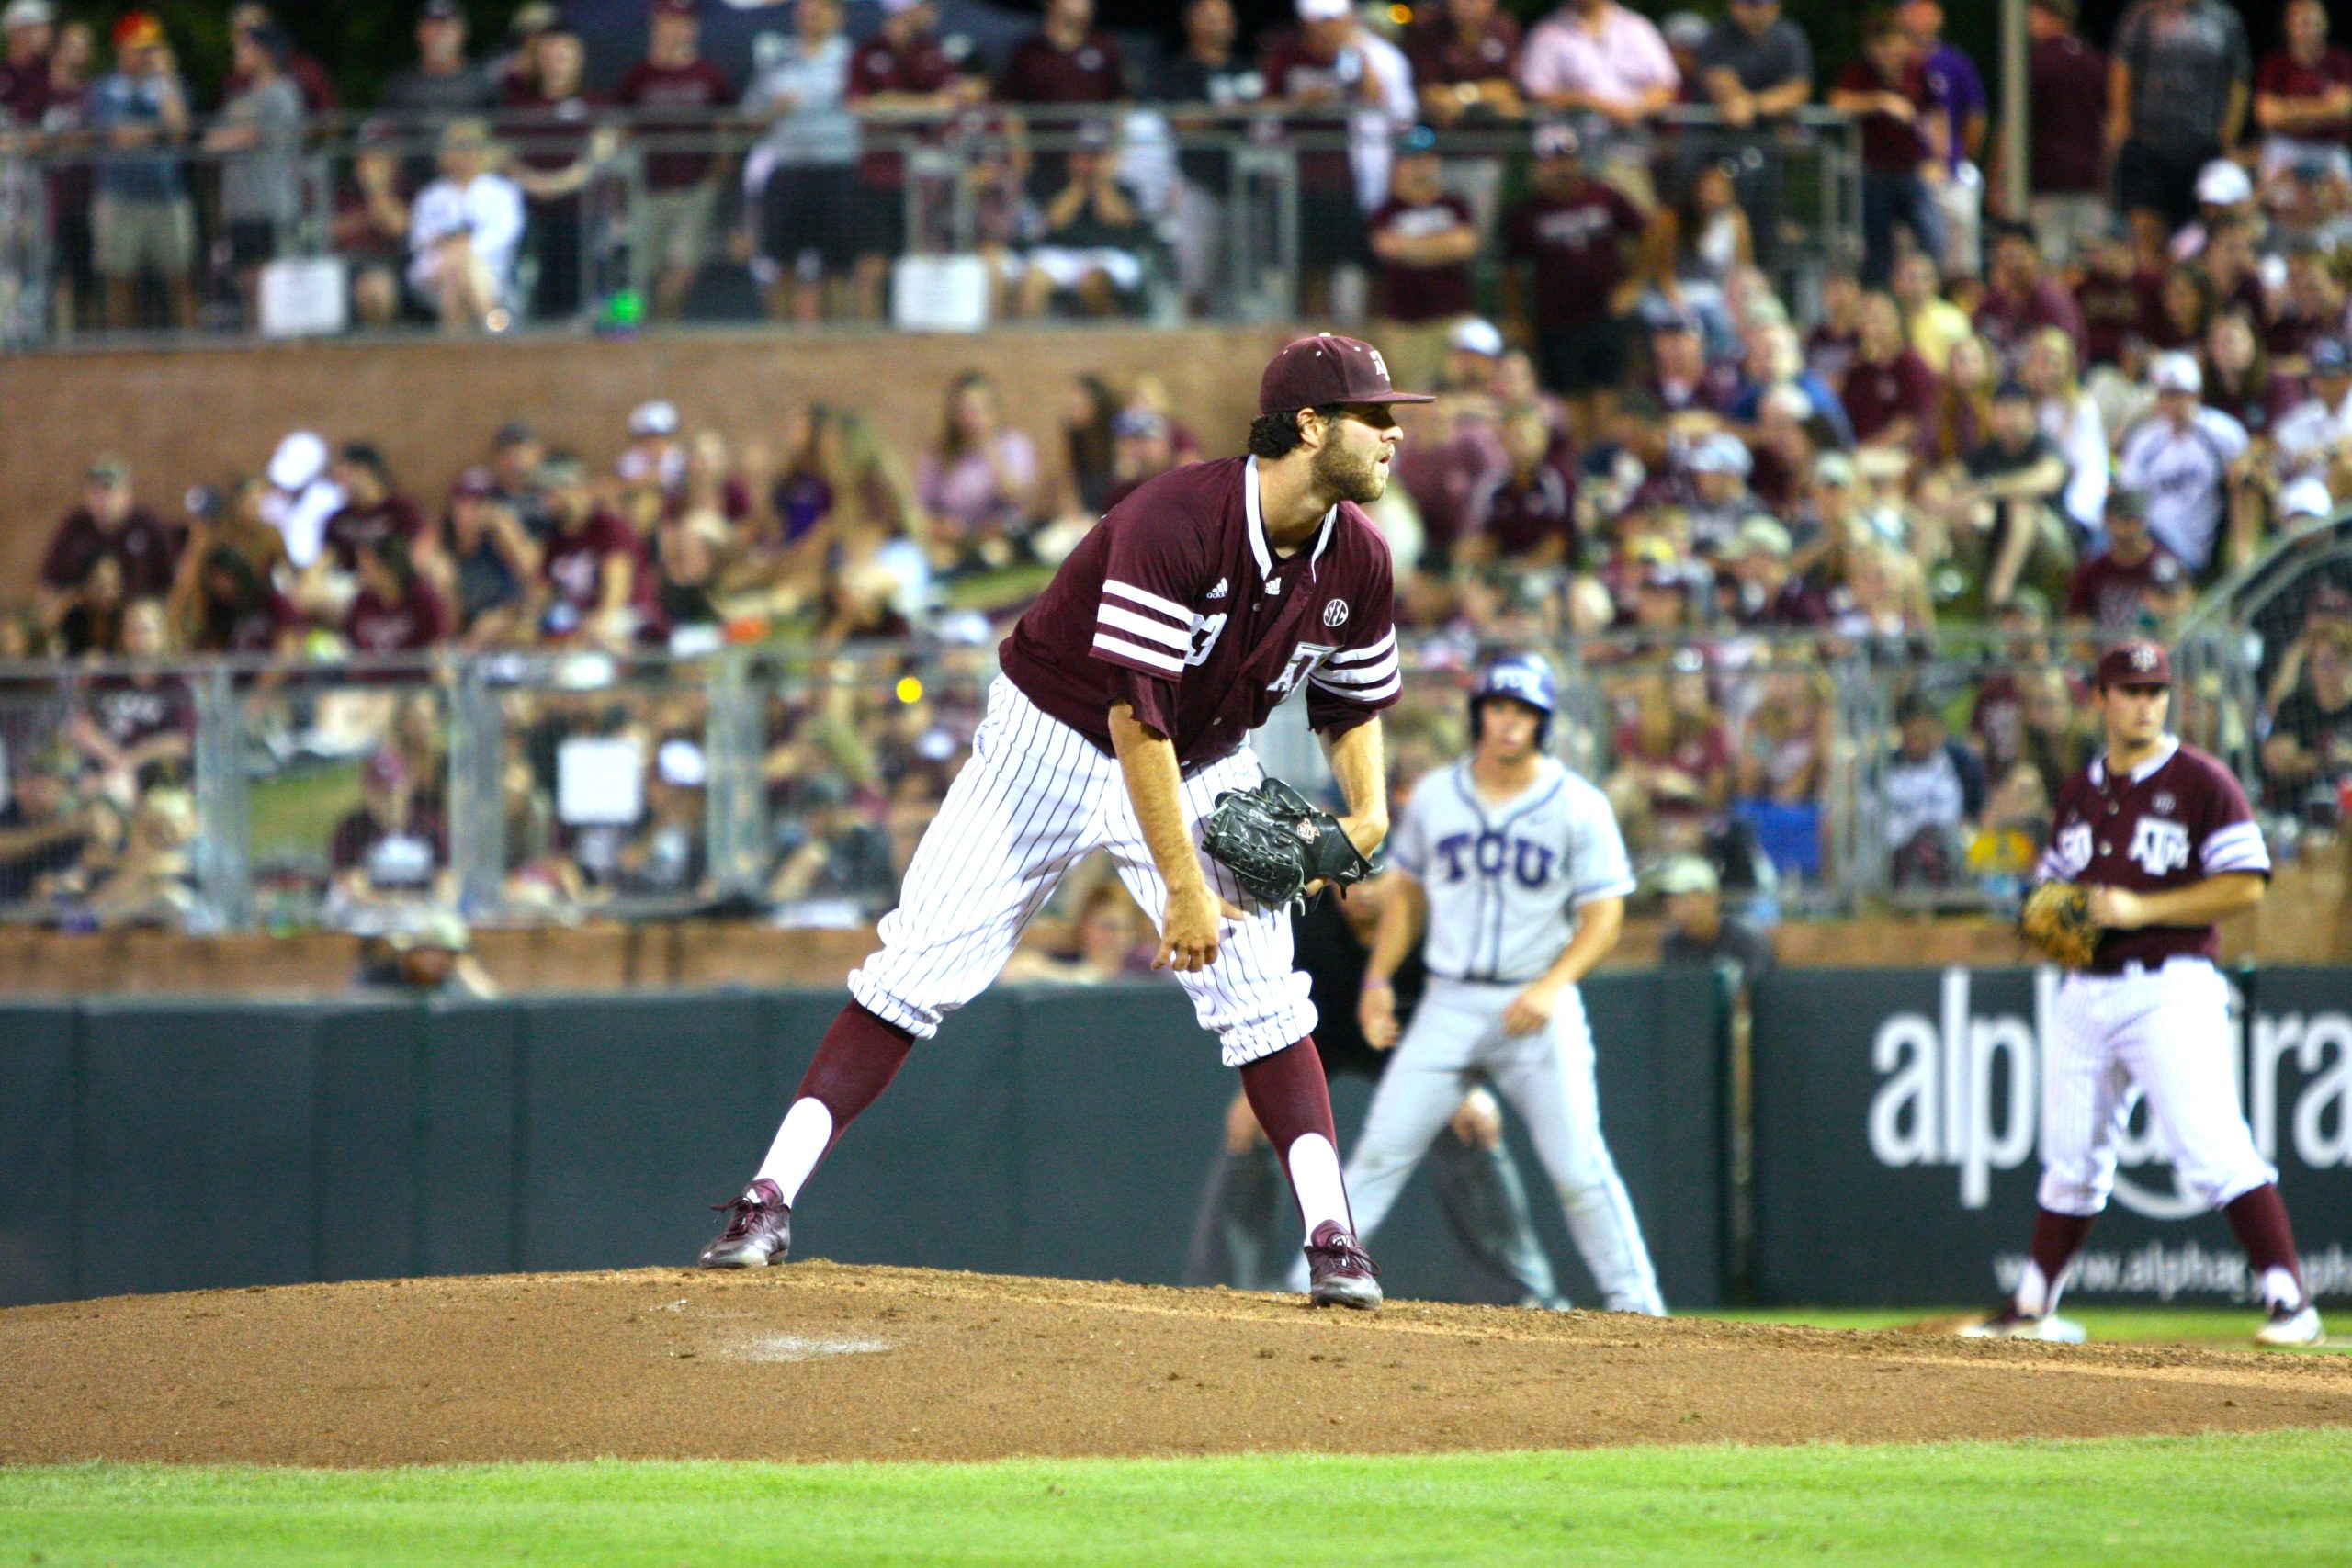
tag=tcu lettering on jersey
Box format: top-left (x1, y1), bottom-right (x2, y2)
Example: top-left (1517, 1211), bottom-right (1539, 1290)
top-left (1433, 830), bottom-right (1557, 888)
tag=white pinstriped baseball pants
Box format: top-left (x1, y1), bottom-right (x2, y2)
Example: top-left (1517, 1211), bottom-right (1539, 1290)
top-left (849, 676), bottom-right (1317, 1066)
top-left (2038, 959), bottom-right (2276, 1215)
top-left (1292, 977), bottom-right (1665, 1314)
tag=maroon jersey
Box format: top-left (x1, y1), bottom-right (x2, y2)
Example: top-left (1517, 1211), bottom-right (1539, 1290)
top-left (1836, 57), bottom-right (1939, 172)
top-left (1841, 348), bottom-right (1939, 448)
top-left (1974, 278), bottom-right (2086, 365)
top-left (543, 509), bottom-right (639, 613)
top-left (345, 581), bottom-right (452, 657)
top-left (39, 506), bottom-right (179, 598)
top-left (998, 456), bottom-right (1399, 768)
top-left (1403, 14), bottom-right (1521, 88)
top-left (2066, 546), bottom-right (2188, 632)
top-left (2029, 33), bottom-right (2107, 193)
top-left (2038, 739), bottom-right (2270, 974)
top-left (1260, 35), bottom-right (1364, 192)
top-left (1505, 181), bottom-right (1646, 331)
top-left (994, 30), bottom-right (1125, 104)
top-left (2256, 48), bottom-right (2352, 146)
top-left (2076, 268), bottom-right (2163, 368)
top-left (1468, 463), bottom-right (1577, 562)
top-left (322, 495), bottom-right (425, 573)
top-left (81, 675), bottom-right (194, 751)
top-left (613, 58), bottom-right (734, 189)
top-left (847, 31), bottom-right (963, 188)
top-left (500, 87), bottom-right (604, 175)
top-left (1368, 193), bottom-right (1475, 321)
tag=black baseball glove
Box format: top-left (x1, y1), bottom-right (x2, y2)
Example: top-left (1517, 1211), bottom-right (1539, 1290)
top-left (1201, 777), bottom-right (1375, 910)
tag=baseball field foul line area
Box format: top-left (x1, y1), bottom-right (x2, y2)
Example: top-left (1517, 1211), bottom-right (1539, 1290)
top-left (4, 1265), bottom-right (2351, 1563)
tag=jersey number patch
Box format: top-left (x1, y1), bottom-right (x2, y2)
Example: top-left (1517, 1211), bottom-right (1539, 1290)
top-left (1185, 612), bottom-right (1228, 668)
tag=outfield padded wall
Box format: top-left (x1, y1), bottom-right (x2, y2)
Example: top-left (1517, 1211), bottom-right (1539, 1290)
top-left (0, 976), bottom-right (1728, 1309)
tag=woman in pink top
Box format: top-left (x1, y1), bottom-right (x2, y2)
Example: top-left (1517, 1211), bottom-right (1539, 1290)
top-left (916, 371), bottom-right (1039, 571)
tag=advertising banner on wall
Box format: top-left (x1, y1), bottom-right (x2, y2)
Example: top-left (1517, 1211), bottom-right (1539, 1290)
top-left (1751, 966), bottom-right (2352, 1307)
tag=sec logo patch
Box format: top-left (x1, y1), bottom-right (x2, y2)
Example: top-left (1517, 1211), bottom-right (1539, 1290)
top-left (1322, 600), bottom-right (1350, 628)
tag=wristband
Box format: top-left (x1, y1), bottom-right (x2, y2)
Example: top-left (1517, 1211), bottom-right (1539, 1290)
top-left (1361, 976), bottom-right (1393, 995)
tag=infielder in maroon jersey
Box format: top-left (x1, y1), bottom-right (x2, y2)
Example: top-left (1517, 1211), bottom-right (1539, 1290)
top-left (1968, 641), bottom-right (2325, 1346)
top-left (700, 334), bottom-right (1426, 1307)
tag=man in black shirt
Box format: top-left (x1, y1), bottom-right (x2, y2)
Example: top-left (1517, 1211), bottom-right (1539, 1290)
top-left (1942, 378), bottom-right (2073, 615)
top-left (1155, 0), bottom-right (1262, 313)
top-left (1657, 854), bottom-right (1774, 983)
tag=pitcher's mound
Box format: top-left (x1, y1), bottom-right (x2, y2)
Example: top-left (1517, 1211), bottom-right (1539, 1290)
top-left (5, 1263), bottom-right (2348, 1466)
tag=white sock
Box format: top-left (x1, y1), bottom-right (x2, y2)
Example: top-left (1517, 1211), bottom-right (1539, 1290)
top-left (753, 1099), bottom-right (834, 1207)
top-left (2260, 1266), bottom-right (2304, 1313)
top-left (1283, 1133), bottom-right (1351, 1240)
top-left (2015, 1261), bottom-right (2062, 1319)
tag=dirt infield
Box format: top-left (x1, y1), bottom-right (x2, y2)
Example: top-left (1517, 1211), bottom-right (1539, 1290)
top-left (4, 1264), bottom-right (2350, 1466)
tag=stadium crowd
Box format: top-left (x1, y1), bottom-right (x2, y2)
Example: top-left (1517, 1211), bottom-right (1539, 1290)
top-left (6, 0), bottom-right (2352, 939)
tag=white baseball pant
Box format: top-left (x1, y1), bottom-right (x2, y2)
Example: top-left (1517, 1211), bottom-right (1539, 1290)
top-left (1294, 976), bottom-right (1665, 1313)
top-left (849, 676), bottom-right (1317, 1066)
top-left (2039, 958), bottom-right (2276, 1215)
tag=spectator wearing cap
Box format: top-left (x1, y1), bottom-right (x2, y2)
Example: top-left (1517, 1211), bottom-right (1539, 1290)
top-left (492, 1), bottom-right (558, 100)
top-left (613, 0), bottom-right (735, 322)
top-left (37, 458), bottom-right (177, 637)
top-left (848, 0), bottom-right (979, 318)
top-left (1934, 377), bottom-right (2075, 614)
top-left (406, 117), bottom-right (525, 331)
top-left (1829, 11), bottom-right (1947, 288)
top-left (351, 910), bottom-right (496, 997)
top-left (1099, 408), bottom-right (1179, 511)
top-left (85, 12), bottom-right (194, 332)
top-left (1503, 121), bottom-right (1659, 438)
top-left (203, 22), bottom-right (305, 320)
top-left (1657, 853), bottom-right (1773, 980)
top-left (221, 5), bottom-right (335, 116)
top-left (1973, 221), bottom-right (2086, 369)
top-left (1897, 0), bottom-right (1987, 278)
top-left (2118, 350), bottom-right (2250, 573)
top-left (2273, 338), bottom-right (2352, 484)
top-left (1154, 0), bottom-right (1264, 315)
top-left (2021, 0), bottom-right (2109, 267)
top-left (2107, 0), bottom-right (2251, 235)
top-left (1463, 402), bottom-right (1578, 570)
top-left (535, 454), bottom-right (640, 648)
top-left (741, 0), bottom-right (861, 324)
top-left (2255, 0), bottom-right (2352, 184)
top-left (2065, 489), bottom-right (2186, 633)
top-left (1515, 0), bottom-right (1678, 207)
top-left (379, 0), bottom-right (500, 129)
top-left (328, 748), bottom-right (450, 926)
top-left (1014, 121), bottom-right (1159, 319)
top-left (1366, 128), bottom-right (1479, 389)
top-left (1261, 0), bottom-right (1414, 320)
top-left (1883, 691), bottom-right (1985, 890)
top-left (0, 0), bottom-right (53, 128)
top-left (1680, 431), bottom-right (1755, 555)
top-left (1440, 314), bottom-right (1507, 394)
top-left (321, 444), bottom-right (426, 582)
top-left (619, 400), bottom-right (686, 494)
top-left (1719, 515), bottom-right (1827, 626)
top-left (1844, 288), bottom-right (1939, 463)
top-left (1695, 0), bottom-right (1810, 132)
top-left (1643, 310), bottom-right (1739, 416)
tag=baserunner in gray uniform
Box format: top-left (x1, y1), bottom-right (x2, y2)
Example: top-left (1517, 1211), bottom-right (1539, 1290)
top-left (1292, 653), bottom-right (1665, 1313)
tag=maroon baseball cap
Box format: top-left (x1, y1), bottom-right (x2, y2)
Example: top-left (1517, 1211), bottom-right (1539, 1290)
top-left (2096, 639), bottom-right (2172, 688)
top-left (1258, 334), bottom-right (1435, 415)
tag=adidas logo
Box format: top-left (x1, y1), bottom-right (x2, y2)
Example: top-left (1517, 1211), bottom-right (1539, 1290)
top-left (1206, 578), bottom-right (1228, 600)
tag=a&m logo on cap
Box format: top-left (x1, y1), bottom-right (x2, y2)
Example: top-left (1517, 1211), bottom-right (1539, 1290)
top-left (2129, 643), bottom-right (2160, 673)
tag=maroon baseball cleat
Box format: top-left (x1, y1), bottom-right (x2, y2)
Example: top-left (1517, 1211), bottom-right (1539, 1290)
top-left (1305, 1220), bottom-right (1382, 1309)
top-left (698, 1179), bottom-right (792, 1269)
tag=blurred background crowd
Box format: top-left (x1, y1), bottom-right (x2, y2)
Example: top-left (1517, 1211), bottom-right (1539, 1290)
top-left (3, 0), bottom-right (2352, 968)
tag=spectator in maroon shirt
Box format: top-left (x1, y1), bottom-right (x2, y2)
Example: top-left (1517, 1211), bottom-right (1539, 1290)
top-left (1407, 0), bottom-right (1522, 127)
top-left (503, 28), bottom-right (608, 321)
top-left (1719, 515), bottom-right (1830, 627)
top-left (848, 0), bottom-right (978, 316)
top-left (2268, 243), bottom-right (2347, 370)
top-left (183, 544), bottom-right (298, 657)
top-left (614, 0), bottom-right (734, 321)
top-left (1097, 408), bottom-right (1179, 512)
top-left (1644, 311), bottom-right (1740, 417)
top-left (2072, 223), bottom-right (2163, 368)
top-left (1368, 130), bottom-right (1479, 388)
top-left (1503, 121), bottom-right (1657, 437)
top-left (70, 598), bottom-right (193, 790)
top-left (2255, 0), bottom-right (2352, 180)
top-left (321, 445), bottom-right (425, 576)
top-left (1974, 221), bottom-right (2086, 369)
top-left (0, 0), bottom-right (53, 126)
top-left (1844, 290), bottom-right (1938, 463)
top-left (222, 4), bottom-right (334, 116)
top-left (1464, 402), bottom-right (1579, 569)
top-left (536, 454), bottom-right (639, 647)
top-left (1261, 0), bottom-right (1397, 310)
top-left (996, 0), bottom-right (1125, 107)
top-left (2020, 0), bottom-right (2107, 267)
top-left (37, 457), bottom-right (179, 638)
top-left (328, 748), bottom-right (448, 917)
top-left (344, 536), bottom-right (453, 660)
top-left (1828, 13), bottom-right (1947, 287)
top-left (2066, 489), bottom-right (2187, 632)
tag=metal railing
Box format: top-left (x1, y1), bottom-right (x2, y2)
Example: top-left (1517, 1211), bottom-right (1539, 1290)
top-left (0, 604), bottom-right (2287, 934)
top-left (0, 107), bottom-right (1860, 349)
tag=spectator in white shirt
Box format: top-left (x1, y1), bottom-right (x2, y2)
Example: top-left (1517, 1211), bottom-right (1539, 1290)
top-left (2116, 350), bottom-right (2249, 574)
top-left (406, 118), bottom-right (526, 332)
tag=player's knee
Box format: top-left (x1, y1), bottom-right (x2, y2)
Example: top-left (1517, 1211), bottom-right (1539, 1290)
top-left (2036, 1165), bottom-right (2109, 1215)
top-left (2182, 1155), bottom-right (2277, 1212)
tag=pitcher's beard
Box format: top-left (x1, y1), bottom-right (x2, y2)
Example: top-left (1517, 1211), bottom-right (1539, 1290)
top-left (1313, 441), bottom-right (1386, 504)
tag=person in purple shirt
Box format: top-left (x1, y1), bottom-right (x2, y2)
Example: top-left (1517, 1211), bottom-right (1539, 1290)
top-left (1899, 0), bottom-right (1985, 277)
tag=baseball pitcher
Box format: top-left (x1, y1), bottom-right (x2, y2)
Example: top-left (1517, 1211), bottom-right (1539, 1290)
top-left (1979, 639), bottom-right (2324, 1346)
top-left (701, 335), bottom-right (1430, 1308)
top-left (1290, 654), bottom-right (1668, 1314)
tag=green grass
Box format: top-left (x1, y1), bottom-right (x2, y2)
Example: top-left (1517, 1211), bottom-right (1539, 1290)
top-left (1702, 1305), bottom-right (2352, 1352)
top-left (6, 1430), bottom-right (2352, 1567)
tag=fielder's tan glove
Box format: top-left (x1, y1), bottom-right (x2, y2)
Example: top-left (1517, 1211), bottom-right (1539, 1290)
top-left (2018, 882), bottom-right (2098, 969)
